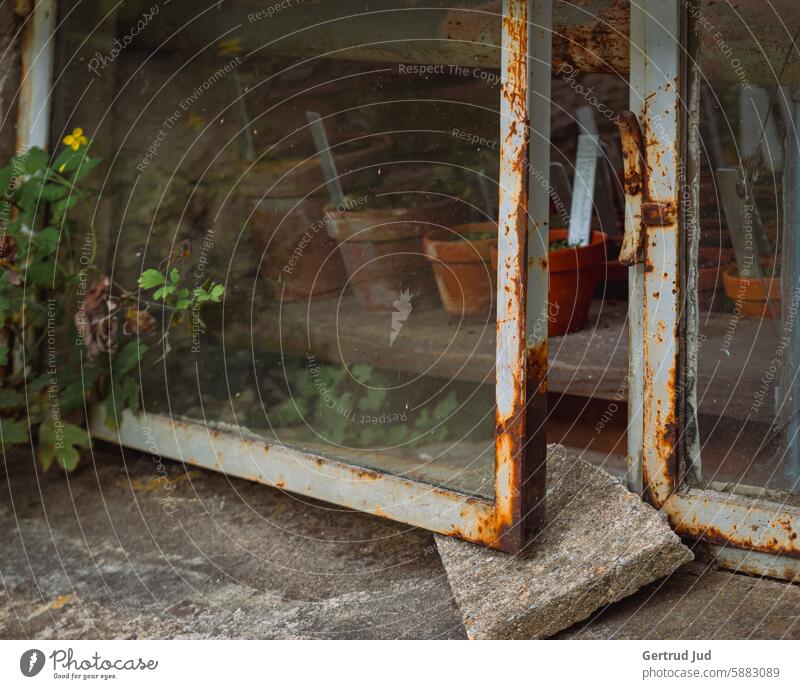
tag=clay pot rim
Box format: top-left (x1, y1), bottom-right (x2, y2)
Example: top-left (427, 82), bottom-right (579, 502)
top-left (722, 263), bottom-right (782, 301)
top-left (423, 225), bottom-right (497, 263)
top-left (327, 197), bottom-right (460, 242)
top-left (548, 229), bottom-right (607, 273)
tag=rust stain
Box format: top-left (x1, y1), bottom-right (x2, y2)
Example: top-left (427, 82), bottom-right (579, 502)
top-left (440, 0), bottom-right (629, 76)
top-left (126, 470), bottom-right (202, 493)
top-left (526, 341), bottom-right (547, 394)
top-left (489, 0), bottom-right (548, 553)
top-left (642, 200), bottom-right (678, 226)
top-left (552, 0), bottom-right (629, 75)
top-left (669, 512), bottom-right (800, 559)
top-left (50, 594), bottom-right (74, 610)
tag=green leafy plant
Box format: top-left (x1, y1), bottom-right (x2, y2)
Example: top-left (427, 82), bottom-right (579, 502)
top-left (0, 130), bottom-right (224, 470)
top-left (548, 238), bottom-right (579, 251)
top-left (269, 358), bottom-right (475, 449)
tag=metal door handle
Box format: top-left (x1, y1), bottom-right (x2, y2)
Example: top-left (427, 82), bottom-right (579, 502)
top-left (616, 111), bottom-right (647, 266)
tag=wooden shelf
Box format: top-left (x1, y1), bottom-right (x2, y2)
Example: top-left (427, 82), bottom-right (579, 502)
top-left (228, 295), bottom-right (779, 423)
top-left (235, 294), bottom-right (626, 394)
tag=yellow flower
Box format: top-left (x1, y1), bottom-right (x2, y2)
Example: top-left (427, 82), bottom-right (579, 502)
top-left (217, 36), bottom-right (243, 56)
top-left (187, 113), bottom-right (206, 132)
top-left (63, 127), bottom-right (88, 151)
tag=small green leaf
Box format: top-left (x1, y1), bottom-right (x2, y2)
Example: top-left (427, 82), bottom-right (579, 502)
top-left (168, 267), bottom-right (180, 285)
top-left (432, 391), bottom-right (459, 419)
top-left (23, 147), bottom-right (49, 174)
top-left (52, 147), bottom-right (88, 175)
top-left (50, 195), bottom-right (80, 221)
top-left (153, 285), bottom-right (175, 300)
top-left (18, 180), bottom-right (47, 212)
top-left (59, 367), bottom-right (100, 414)
top-left (193, 287), bottom-right (210, 302)
top-left (69, 156), bottom-right (100, 183)
top-left (269, 399), bottom-right (306, 426)
top-left (358, 387), bottom-right (387, 413)
top-left (38, 184), bottom-right (69, 202)
top-left (351, 363), bottom-right (374, 384)
top-left (138, 269), bottom-right (165, 289)
top-left (26, 259), bottom-right (57, 287)
top-left (114, 340), bottom-right (148, 376)
top-left (28, 373), bottom-right (52, 393)
top-left (0, 387), bottom-right (26, 411)
top-left (194, 283), bottom-right (225, 303)
top-left (386, 425), bottom-right (410, 445)
top-left (104, 376), bottom-right (140, 430)
top-left (0, 417), bottom-right (29, 446)
top-left (38, 420), bottom-right (89, 471)
top-left (0, 163), bottom-right (13, 193)
top-left (35, 226), bottom-right (61, 251)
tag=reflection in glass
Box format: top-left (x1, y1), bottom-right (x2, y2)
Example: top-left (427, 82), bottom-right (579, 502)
top-left (691, 0), bottom-right (800, 495)
top-left (53, 1), bottom-right (506, 497)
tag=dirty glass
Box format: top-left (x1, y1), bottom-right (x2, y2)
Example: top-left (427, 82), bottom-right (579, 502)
top-left (53, 0), bottom-right (506, 498)
top-left (689, 0), bottom-right (800, 496)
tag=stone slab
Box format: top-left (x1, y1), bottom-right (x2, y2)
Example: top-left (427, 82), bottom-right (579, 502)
top-left (435, 445), bottom-right (694, 639)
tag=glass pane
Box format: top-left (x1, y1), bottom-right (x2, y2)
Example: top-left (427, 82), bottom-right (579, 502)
top-left (53, 1), bottom-right (506, 498)
top-left (691, 0), bottom-right (800, 496)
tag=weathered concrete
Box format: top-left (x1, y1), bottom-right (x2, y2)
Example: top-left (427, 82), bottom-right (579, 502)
top-left (557, 560), bottom-right (800, 639)
top-left (435, 445), bottom-right (694, 639)
top-left (4, 442), bottom-right (800, 639)
top-left (0, 444), bottom-right (465, 639)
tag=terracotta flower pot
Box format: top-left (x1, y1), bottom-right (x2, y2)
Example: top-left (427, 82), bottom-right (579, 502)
top-left (489, 229), bottom-right (606, 336)
top-left (547, 229), bottom-right (607, 336)
top-left (242, 135), bottom-right (392, 301)
top-left (697, 246), bottom-right (736, 311)
top-left (254, 195), bottom-right (347, 301)
top-left (327, 198), bottom-right (457, 311)
top-left (722, 263), bottom-right (781, 318)
top-left (595, 234), bottom-right (628, 300)
top-left (423, 222), bottom-right (497, 317)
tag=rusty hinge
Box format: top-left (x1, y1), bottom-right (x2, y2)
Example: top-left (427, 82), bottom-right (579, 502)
top-left (642, 200), bottom-right (678, 226)
top-left (14, 0), bottom-right (33, 19)
top-left (615, 111), bottom-right (677, 266)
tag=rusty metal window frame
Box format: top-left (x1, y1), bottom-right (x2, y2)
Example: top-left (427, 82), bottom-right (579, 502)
top-left (631, 0), bottom-right (800, 579)
top-left (20, 0), bottom-right (550, 553)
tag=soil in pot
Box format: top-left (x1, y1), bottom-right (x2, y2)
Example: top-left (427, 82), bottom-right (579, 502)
top-left (327, 196), bottom-right (459, 312)
top-left (423, 222), bottom-right (497, 317)
top-left (722, 262), bottom-right (781, 318)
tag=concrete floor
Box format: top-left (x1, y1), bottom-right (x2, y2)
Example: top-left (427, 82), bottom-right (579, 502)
top-left (2, 443), bottom-right (799, 639)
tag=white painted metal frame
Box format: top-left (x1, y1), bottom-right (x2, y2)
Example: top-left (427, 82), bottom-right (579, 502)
top-left (632, 0), bottom-right (800, 580)
top-left (16, 0), bottom-right (56, 152)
